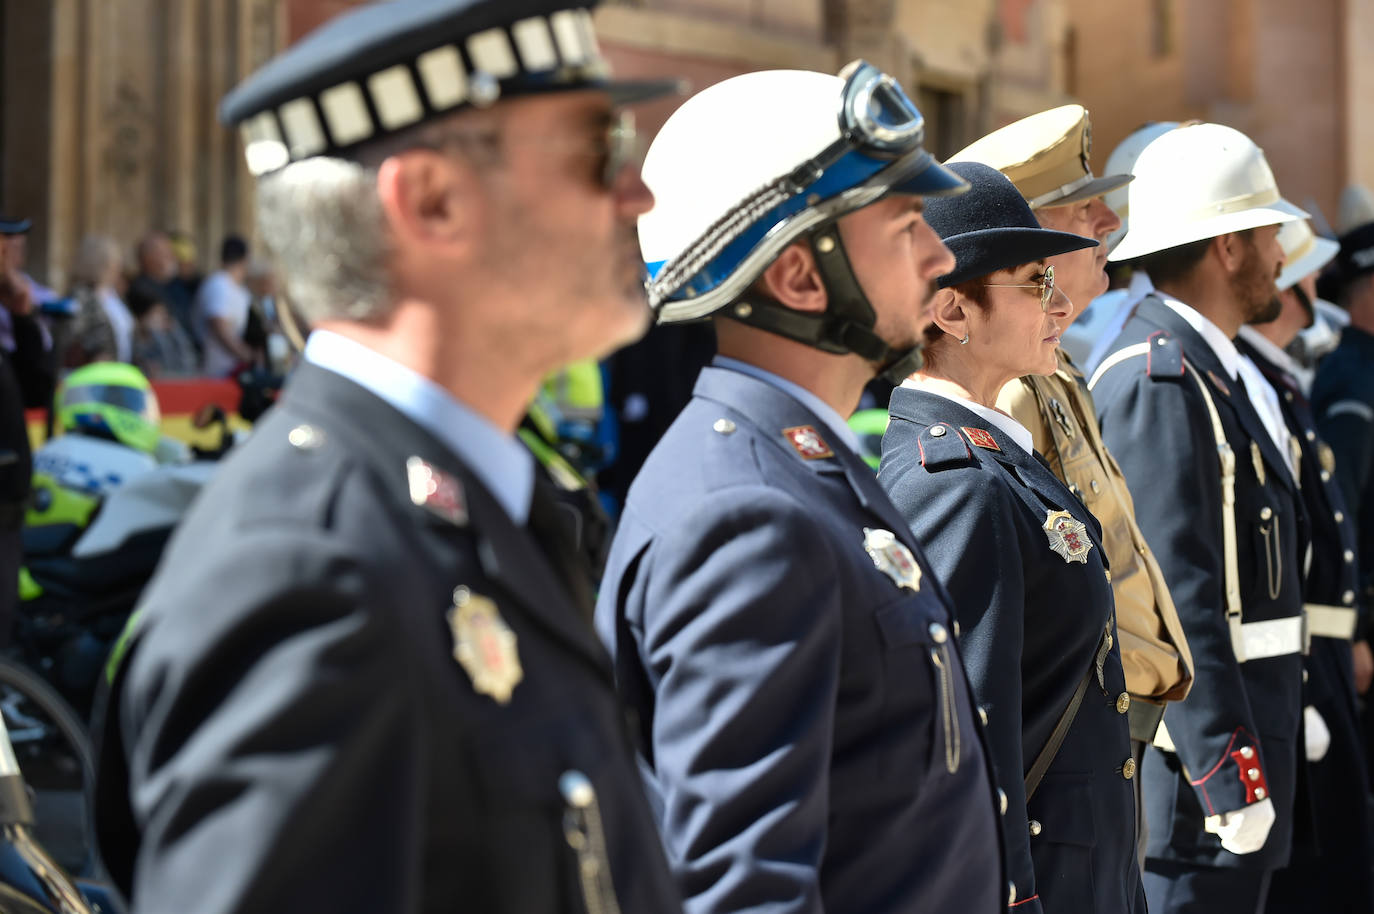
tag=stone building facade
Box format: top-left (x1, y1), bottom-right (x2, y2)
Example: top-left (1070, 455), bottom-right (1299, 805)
top-left (0, 0), bottom-right (1367, 290)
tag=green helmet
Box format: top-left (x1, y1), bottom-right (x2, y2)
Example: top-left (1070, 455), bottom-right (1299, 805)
top-left (56, 362), bottom-right (161, 454)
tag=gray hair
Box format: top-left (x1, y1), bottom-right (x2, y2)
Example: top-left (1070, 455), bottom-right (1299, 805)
top-left (254, 157), bottom-right (393, 324)
top-left (70, 234), bottom-right (122, 290)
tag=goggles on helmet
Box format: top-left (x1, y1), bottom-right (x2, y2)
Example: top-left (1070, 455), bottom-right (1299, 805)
top-left (647, 60), bottom-right (962, 321)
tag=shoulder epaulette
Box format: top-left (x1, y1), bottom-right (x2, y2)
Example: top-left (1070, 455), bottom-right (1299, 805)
top-left (918, 423), bottom-right (976, 471)
top-left (1144, 330), bottom-right (1184, 379)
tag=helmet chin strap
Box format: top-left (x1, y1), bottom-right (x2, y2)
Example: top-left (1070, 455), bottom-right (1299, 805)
top-left (725, 225), bottom-right (925, 384)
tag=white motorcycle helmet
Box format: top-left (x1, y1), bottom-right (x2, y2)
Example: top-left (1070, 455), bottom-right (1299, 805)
top-left (639, 61), bottom-right (967, 381)
top-left (1109, 123), bottom-right (1307, 263)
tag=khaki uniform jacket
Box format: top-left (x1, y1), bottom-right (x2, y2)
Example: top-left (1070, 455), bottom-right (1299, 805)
top-left (998, 350), bottom-right (1193, 706)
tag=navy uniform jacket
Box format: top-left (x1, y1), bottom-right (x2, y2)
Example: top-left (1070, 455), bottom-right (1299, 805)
top-left (1312, 324), bottom-right (1374, 607)
top-left (1240, 338), bottom-right (1374, 912)
top-left (1092, 296), bottom-right (1308, 871)
top-left (92, 364), bottom-right (682, 914)
top-left (596, 365), bottom-right (1005, 914)
top-left (880, 387), bottom-right (1145, 914)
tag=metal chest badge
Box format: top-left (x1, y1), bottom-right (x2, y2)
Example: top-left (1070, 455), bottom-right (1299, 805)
top-left (448, 587), bottom-right (523, 704)
top-left (1043, 510), bottom-right (1094, 564)
top-left (863, 527), bottom-right (922, 592)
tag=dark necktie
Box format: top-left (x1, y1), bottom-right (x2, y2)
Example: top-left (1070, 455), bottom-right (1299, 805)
top-left (526, 475), bottom-right (597, 622)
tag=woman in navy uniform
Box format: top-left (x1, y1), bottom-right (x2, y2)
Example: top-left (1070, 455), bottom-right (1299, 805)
top-left (879, 162), bottom-right (1144, 914)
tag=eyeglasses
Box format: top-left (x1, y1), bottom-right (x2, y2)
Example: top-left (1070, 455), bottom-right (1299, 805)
top-left (411, 110), bottom-right (639, 190)
top-left (983, 265), bottom-right (1056, 312)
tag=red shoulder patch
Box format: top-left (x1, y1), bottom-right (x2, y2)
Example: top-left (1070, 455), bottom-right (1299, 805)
top-left (782, 425), bottom-right (834, 460)
top-left (961, 426), bottom-right (1001, 452)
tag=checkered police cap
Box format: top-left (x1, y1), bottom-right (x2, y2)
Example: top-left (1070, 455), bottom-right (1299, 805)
top-left (221, 0), bottom-right (679, 177)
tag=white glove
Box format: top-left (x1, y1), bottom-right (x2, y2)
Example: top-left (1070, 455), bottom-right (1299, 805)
top-left (1204, 798), bottom-right (1276, 855)
top-left (1305, 705), bottom-right (1331, 762)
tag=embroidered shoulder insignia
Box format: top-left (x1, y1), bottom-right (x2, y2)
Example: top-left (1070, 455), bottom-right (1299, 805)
top-left (782, 425), bottom-right (833, 460)
top-left (1206, 370), bottom-right (1231, 397)
top-left (1318, 442), bottom-right (1336, 475)
top-left (962, 426), bottom-right (1001, 451)
top-left (407, 456), bottom-right (468, 525)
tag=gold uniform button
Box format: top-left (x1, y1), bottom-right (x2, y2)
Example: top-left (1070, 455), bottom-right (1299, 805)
top-left (1345, 550), bottom-right (1355, 563)
top-left (931, 425), bottom-right (947, 438)
top-left (1260, 506), bottom-right (1273, 521)
top-left (999, 788), bottom-right (1008, 815)
top-left (1104, 569), bottom-right (1112, 584)
top-left (1307, 429), bottom-right (1317, 442)
top-left (929, 623), bottom-right (949, 644)
top-left (1344, 590), bottom-right (1356, 605)
top-left (1240, 745), bottom-right (1256, 760)
top-left (978, 706), bottom-right (989, 727)
top-left (1248, 767), bottom-right (1261, 781)
top-left (1336, 511), bottom-right (1346, 523)
top-left (1009, 882), bottom-right (1018, 905)
top-left (1029, 820), bottom-right (1043, 837)
top-left (1322, 470), bottom-right (1332, 483)
top-left (288, 424), bottom-right (325, 450)
top-left (953, 620), bottom-right (961, 637)
top-left (1121, 758), bottom-right (1137, 780)
top-left (1116, 693), bottom-right (1131, 714)
top-left (712, 418), bottom-right (737, 435)
top-left (1090, 479), bottom-right (1101, 494)
top-left (1255, 787), bottom-right (1268, 800)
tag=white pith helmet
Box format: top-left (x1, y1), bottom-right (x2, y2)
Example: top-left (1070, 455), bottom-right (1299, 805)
top-left (638, 64), bottom-right (965, 325)
top-left (1102, 121), bottom-right (1178, 252)
top-left (1276, 219), bottom-right (1339, 292)
top-left (1108, 123), bottom-right (1307, 263)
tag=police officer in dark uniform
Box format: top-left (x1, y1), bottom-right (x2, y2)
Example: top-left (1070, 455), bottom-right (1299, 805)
top-left (91, 3), bottom-right (686, 911)
top-left (881, 162), bottom-right (1144, 914)
top-left (1090, 123), bottom-right (1310, 914)
top-left (1237, 217), bottom-right (1374, 912)
top-left (1313, 214), bottom-right (1374, 636)
top-left (0, 220), bottom-right (54, 646)
top-left (598, 66), bottom-right (1008, 913)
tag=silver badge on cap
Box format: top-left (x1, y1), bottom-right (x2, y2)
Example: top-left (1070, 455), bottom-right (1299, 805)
top-left (862, 527), bottom-right (922, 592)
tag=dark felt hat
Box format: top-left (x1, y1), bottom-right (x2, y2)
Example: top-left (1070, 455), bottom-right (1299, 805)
top-left (924, 161), bottom-right (1098, 288)
top-left (221, 0), bottom-right (682, 177)
top-left (0, 216), bottom-right (32, 235)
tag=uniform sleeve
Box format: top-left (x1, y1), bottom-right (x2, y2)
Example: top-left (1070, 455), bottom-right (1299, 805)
top-left (624, 489), bottom-right (841, 914)
top-left (9, 313), bottom-right (54, 408)
top-left (878, 442), bottom-right (1041, 913)
top-left (1317, 404), bottom-right (1374, 560)
top-left (113, 529), bottom-right (428, 914)
top-left (1096, 373), bottom-right (1262, 817)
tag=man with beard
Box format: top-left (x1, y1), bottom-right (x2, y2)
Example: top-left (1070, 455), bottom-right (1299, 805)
top-left (1236, 217), bottom-right (1374, 913)
top-left (1089, 123), bottom-right (1309, 914)
top-left (596, 66), bottom-right (1009, 913)
top-left (91, 2), bottom-right (688, 911)
top-left (951, 107), bottom-right (1194, 864)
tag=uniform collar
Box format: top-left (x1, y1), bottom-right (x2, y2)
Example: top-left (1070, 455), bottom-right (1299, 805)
top-left (1236, 326), bottom-right (1299, 379)
top-left (899, 378), bottom-right (1035, 454)
top-left (712, 355), bottom-right (860, 453)
top-left (304, 329), bottom-right (534, 525)
top-left (1157, 292), bottom-right (1241, 380)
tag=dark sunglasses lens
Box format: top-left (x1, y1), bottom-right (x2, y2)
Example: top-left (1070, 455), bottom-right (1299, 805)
top-left (602, 112), bottom-right (637, 187)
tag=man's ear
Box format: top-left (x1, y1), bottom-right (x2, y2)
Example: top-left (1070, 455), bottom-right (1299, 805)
top-left (375, 152), bottom-right (482, 255)
top-left (1213, 232), bottom-right (1249, 275)
top-left (757, 241), bottom-right (827, 313)
top-left (928, 287), bottom-right (968, 340)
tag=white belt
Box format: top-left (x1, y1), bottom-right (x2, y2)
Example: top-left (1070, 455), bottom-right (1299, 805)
top-left (1305, 603), bottom-right (1358, 641)
top-left (1238, 616), bottom-right (1306, 660)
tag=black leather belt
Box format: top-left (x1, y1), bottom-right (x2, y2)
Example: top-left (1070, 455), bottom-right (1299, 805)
top-left (1128, 698), bottom-right (1166, 744)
